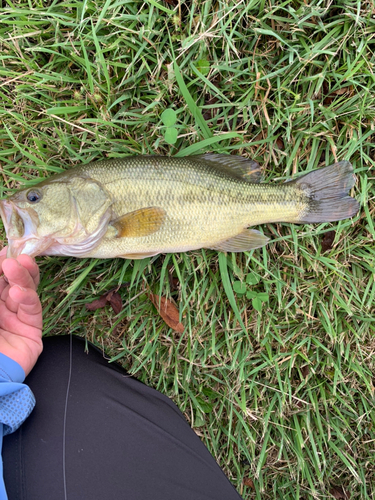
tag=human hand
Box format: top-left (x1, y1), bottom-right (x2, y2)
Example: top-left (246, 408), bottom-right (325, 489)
top-left (0, 247), bottom-right (43, 376)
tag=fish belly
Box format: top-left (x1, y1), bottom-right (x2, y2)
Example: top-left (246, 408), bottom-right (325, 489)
top-left (84, 205), bottom-right (247, 258)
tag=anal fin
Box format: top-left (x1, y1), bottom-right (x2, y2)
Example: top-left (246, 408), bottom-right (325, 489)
top-left (119, 251), bottom-right (160, 260)
top-left (209, 229), bottom-right (269, 252)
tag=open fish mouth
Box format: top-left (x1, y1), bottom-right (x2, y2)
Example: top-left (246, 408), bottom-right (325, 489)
top-left (0, 198), bottom-right (112, 259)
top-left (0, 199), bottom-right (49, 258)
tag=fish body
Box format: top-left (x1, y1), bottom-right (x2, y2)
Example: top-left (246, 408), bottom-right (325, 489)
top-left (0, 154), bottom-right (359, 259)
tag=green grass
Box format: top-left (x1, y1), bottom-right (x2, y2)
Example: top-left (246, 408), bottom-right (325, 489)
top-left (1, 1), bottom-right (374, 498)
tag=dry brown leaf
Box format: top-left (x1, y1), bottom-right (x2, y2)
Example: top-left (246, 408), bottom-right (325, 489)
top-left (321, 230), bottom-right (335, 252)
top-left (301, 365), bottom-right (310, 378)
top-left (107, 290), bottom-right (123, 315)
top-left (86, 290), bottom-right (123, 315)
top-left (330, 485), bottom-right (348, 499)
top-left (149, 293), bottom-right (184, 333)
top-left (85, 294), bottom-right (109, 311)
top-left (275, 137), bottom-right (285, 150)
top-left (243, 477), bottom-right (255, 489)
top-left (323, 85), bottom-right (353, 105)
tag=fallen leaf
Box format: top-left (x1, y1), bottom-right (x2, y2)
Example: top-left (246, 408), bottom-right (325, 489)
top-left (330, 485), bottom-right (348, 499)
top-left (321, 230), bottom-right (335, 252)
top-left (301, 365), bottom-right (310, 378)
top-left (86, 289), bottom-right (123, 315)
top-left (107, 290), bottom-right (123, 315)
top-left (85, 294), bottom-right (109, 311)
top-left (149, 293), bottom-right (184, 333)
top-left (243, 477), bottom-right (255, 489)
top-left (323, 85), bottom-right (353, 105)
top-left (275, 137), bottom-right (285, 150)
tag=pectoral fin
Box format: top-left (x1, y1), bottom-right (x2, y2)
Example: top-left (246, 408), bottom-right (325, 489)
top-left (111, 207), bottom-right (166, 238)
top-left (209, 229), bottom-right (269, 252)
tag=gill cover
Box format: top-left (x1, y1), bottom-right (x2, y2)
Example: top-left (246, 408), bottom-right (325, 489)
top-left (48, 176), bottom-right (113, 256)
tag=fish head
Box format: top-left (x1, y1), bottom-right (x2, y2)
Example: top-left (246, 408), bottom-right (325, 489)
top-left (0, 176), bottom-right (113, 258)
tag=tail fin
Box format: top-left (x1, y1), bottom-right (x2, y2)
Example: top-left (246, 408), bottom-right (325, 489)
top-left (291, 161), bottom-right (359, 223)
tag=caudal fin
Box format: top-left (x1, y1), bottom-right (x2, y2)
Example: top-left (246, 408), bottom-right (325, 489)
top-left (292, 161), bottom-right (359, 223)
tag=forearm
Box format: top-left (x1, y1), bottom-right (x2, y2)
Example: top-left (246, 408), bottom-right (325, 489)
top-left (0, 353), bottom-right (36, 500)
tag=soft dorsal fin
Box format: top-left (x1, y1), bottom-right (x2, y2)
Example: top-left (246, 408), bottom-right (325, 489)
top-left (111, 207), bottom-right (166, 238)
top-left (208, 228), bottom-right (269, 252)
top-left (193, 154), bottom-right (262, 183)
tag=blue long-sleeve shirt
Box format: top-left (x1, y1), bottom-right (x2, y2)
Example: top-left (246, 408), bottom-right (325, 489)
top-left (0, 353), bottom-right (35, 500)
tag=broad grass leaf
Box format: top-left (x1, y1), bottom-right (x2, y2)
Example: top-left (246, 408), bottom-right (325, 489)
top-left (193, 411), bottom-right (206, 427)
top-left (161, 108), bottom-right (177, 126)
top-left (149, 293), bottom-right (184, 333)
top-left (164, 127), bottom-right (178, 144)
top-left (246, 274), bottom-right (259, 285)
top-left (257, 292), bottom-right (269, 303)
top-left (252, 297), bottom-right (263, 312)
top-left (196, 58), bottom-right (210, 76)
top-left (233, 280), bottom-right (246, 295)
top-left (218, 253), bottom-right (246, 332)
top-left (196, 396), bottom-right (213, 413)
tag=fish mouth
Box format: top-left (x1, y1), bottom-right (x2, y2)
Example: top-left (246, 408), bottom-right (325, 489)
top-left (0, 198), bottom-right (112, 259)
top-left (0, 199), bottom-right (49, 258)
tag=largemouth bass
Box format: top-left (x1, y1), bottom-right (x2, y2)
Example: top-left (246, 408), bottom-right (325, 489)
top-left (0, 154), bottom-right (359, 259)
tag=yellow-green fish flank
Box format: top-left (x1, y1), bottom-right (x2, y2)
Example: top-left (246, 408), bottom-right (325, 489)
top-left (0, 154), bottom-right (359, 259)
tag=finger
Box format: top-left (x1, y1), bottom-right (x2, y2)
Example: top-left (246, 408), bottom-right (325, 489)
top-left (0, 306), bottom-right (42, 342)
top-left (2, 258), bottom-right (38, 291)
top-left (1, 281), bottom-right (19, 313)
top-left (16, 254), bottom-right (40, 287)
top-left (3, 290), bottom-right (20, 314)
top-left (0, 246), bottom-right (8, 275)
top-left (9, 285), bottom-right (43, 330)
top-left (0, 276), bottom-right (9, 296)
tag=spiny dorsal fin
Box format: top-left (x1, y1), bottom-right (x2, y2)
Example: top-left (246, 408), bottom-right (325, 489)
top-left (111, 207), bottom-right (166, 238)
top-left (194, 154), bottom-right (262, 183)
top-left (208, 228), bottom-right (269, 252)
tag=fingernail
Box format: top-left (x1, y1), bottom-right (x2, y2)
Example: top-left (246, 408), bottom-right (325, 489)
top-left (15, 285), bottom-right (27, 292)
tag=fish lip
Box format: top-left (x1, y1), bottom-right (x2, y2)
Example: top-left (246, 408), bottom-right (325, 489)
top-left (0, 199), bottom-right (42, 257)
top-left (0, 199), bottom-right (15, 238)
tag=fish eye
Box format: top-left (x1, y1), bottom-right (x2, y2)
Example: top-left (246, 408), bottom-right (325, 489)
top-left (26, 190), bottom-right (42, 203)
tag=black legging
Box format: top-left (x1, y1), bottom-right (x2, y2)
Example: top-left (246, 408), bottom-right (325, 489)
top-left (2, 335), bottom-right (242, 499)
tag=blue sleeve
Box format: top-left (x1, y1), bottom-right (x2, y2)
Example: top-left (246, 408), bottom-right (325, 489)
top-left (0, 353), bottom-right (36, 500)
